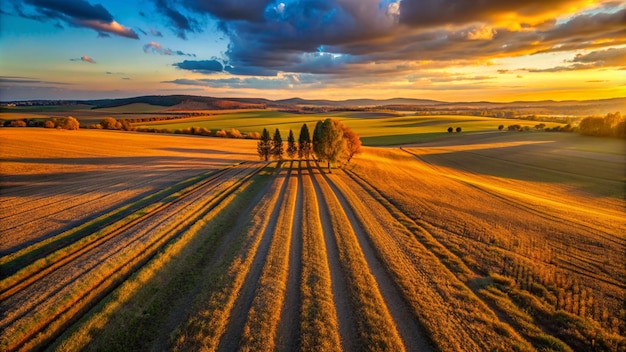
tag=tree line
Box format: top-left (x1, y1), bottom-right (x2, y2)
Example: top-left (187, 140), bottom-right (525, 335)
top-left (257, 118), bottom-right (362, 173)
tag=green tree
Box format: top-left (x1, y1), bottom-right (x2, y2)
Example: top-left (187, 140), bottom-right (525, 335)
top-left (312, 120), bottom-right (323, 161)
top-left (316, 118), bottom-right (345, 173)
top-left (298, 123), bottom-right (312, 159)
top-left (286, 129), bottom-right (297, 159)
top-left (257, 128), bottom-right (272, 161)
top-left (271, 128), bottom-right (284, 160)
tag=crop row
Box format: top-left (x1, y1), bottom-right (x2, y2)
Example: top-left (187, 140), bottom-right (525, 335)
top-left (348, 148), bottom-right (625, 351)
top-left (0, 163), bottom-right (263, 351)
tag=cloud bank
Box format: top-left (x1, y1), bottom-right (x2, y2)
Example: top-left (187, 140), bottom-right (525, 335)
top-left (155, 0), bottom-right (625, 88)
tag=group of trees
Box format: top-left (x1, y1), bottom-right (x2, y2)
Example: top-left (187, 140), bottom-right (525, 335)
top-left (500, 123), bottom-right (574, 133)
top-left (578, 112), bottom-right (625, 138)
top-left (494, 112), bottom-right (624, 138)
top-left (257, 118), bottom-right (362, 172)
top-left (89, 117), bottom-right (132, 131)
top-left (2, 116), bottom-right (80, 130)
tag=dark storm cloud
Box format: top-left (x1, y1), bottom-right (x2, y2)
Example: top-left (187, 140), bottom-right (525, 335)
top-left (162, 75), bottom-right (303, 89)
top-left (173, 60), bottom-right (224, 73)
top-left (185, 0), bottom-right (273, 22)
top-left (398, 0), bottom-right (577, 26)
top-left (159, 0), bottom-right (624, 78)
top-left (10, 0), bottom-right (139, 39)
top-left (153, 0), bottom-right (198, 39)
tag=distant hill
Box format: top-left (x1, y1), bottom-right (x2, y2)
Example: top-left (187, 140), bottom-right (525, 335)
top-left (84, 95), bottom-right (271, 110)
top-left (275, 97), bottom-right (442, 107)
top-left (84, 95), bottom-right (443, 109)
top-left (5, 95), bottom-right (623, 117)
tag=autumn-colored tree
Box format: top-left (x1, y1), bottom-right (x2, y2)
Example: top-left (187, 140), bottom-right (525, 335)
top-left (341, 124), bottom-right (361, 165)
top-left (298, 123), bottom-right (312, 159)
top-left (54, 116), bottom-right (80, 130)
top-left (271, 128), bottom-right (284, 160)
top-left (286, 129), bottom-right (297, 159)
top-left (120, 119), bottom-right (133, 131)
top-left (100, 117), bottom-right (119, 130)
top-left (257, 128), bottom-right (272, 161)
top-left (579, 117), bottom-right (605, 136)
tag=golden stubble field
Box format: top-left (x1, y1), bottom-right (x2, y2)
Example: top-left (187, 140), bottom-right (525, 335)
top-left (0, 128), bottom-right (624, 351)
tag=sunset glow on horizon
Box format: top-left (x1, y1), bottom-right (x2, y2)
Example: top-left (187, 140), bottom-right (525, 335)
top-left (0, 0), bottom-right (624, 102)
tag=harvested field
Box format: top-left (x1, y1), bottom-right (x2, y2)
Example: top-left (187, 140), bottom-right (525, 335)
top-left (0, 129), bottom-right (257, 255)
top-left (1, 129), bottom-right (624, 351)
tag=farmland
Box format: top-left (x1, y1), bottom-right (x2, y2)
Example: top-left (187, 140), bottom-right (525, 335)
top-left (0, 126), bottom-right (624, 351)
top-left (1, 105), bottom-right (568, 146)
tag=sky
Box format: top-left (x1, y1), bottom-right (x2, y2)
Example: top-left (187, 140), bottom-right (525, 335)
top-left (0, 0), bottom-right (625, 102)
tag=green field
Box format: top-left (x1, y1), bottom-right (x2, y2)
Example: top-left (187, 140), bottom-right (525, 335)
top-left (132, 110), bottom-right (565, 146)
top-left (1, 105), bottom-right (572, 146)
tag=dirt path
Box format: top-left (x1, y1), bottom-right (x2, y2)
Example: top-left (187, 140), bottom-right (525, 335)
top-left (216, 164), bottom-right (290, 352)
top-left (308, 163), bottom-right (357, 352)
top-left (323, 171), bottom-right (434, 352)
top-left (276, 162), bottom-right (303, 351)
